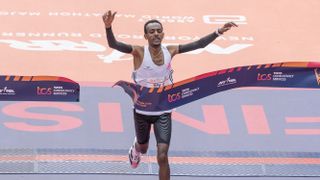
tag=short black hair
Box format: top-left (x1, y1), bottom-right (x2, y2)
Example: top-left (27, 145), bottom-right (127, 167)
top-left (144, 19), bottom-right (163, 34)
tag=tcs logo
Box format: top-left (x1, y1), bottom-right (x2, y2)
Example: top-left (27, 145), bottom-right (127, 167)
top-left (37, 87), bottom-right (52, 95)
top-left (257, 73), bottom-right (272, 81)
top-left (168, 92), bottom-right (181, 103)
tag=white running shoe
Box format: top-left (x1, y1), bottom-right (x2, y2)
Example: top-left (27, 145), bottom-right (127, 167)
top-left (128, 138), bottom-right (141, 169)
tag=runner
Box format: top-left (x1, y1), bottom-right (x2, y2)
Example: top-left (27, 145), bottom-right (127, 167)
top-left (102, 10), bottom-right (237, 180)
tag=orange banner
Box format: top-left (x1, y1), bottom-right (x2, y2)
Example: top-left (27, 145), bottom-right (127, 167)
top-left (1, 0), bottom-right (319, 84)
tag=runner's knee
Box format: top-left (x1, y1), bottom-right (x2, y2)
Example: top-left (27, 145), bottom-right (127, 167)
top-left (157, 151), bottom-right (168, 165)
top-left (157, 144), bottom-right (169, 165)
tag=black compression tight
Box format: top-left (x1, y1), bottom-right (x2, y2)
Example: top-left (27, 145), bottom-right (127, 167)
top-left (133, 110), bottom-right (172, 145)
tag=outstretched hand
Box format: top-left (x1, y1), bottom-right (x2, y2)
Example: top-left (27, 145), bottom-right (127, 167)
top-left (102, 10), bottom-right (117, 28)
top-left (218, 22), bottom-right (238, 34)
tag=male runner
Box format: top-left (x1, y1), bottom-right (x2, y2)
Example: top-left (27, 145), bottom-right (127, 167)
top-left (102, 10), bottom-right (237, 180)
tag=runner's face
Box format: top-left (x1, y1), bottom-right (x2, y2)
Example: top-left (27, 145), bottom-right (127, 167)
top-left (144, 22), bottom-right (164, 47)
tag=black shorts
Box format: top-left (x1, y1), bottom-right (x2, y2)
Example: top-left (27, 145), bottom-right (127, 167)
top-left (133, 109), bottom-right (172, 145)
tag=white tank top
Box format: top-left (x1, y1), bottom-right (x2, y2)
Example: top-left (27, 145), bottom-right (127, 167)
top-left (132, 45), bottom-right (173, 115)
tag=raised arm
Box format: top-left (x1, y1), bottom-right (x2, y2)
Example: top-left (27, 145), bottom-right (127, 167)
top-left (167, 22), bottom-right (238, 56)
top-left (102, 11), bottom-right (133, 54)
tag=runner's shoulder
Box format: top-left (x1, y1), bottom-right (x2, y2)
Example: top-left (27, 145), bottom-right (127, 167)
top-left (132, 45), bottom-right (144, 56)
